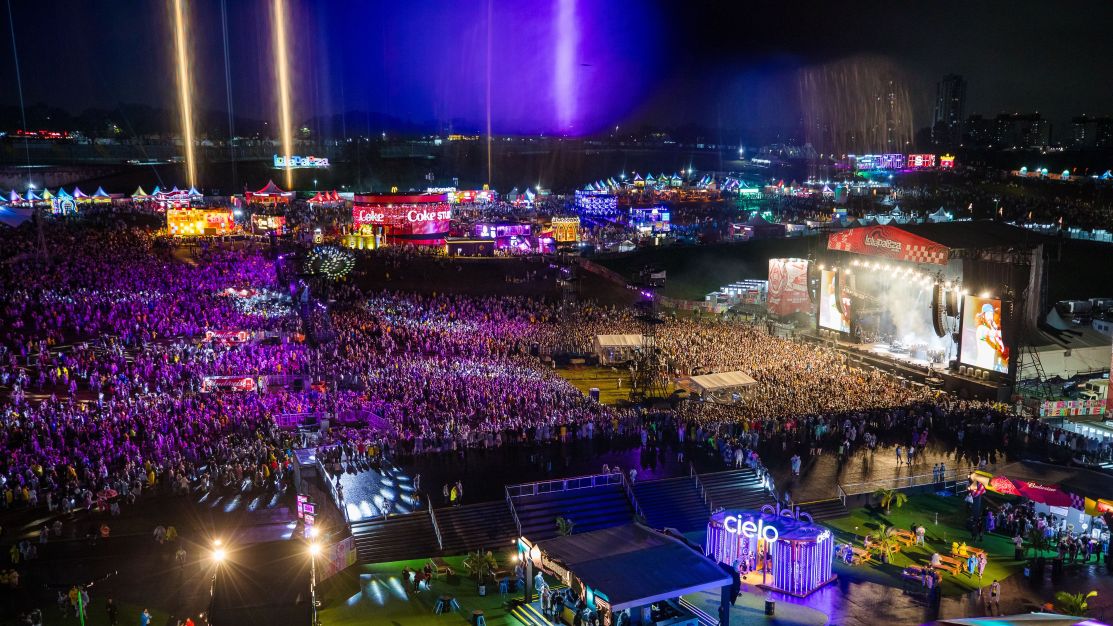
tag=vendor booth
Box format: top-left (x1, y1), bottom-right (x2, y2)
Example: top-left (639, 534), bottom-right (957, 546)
top-left (351, 193), bottom-right (452, 246)
top-left (520, 524), bottom-right (731, 626)
top-left (251, 214), bottom-right (287, 234)
top-left (968, 461), bottom-right (1112, 554)
top-left (705, 507), bottom-right (835, 597)
top-left (167, 208), bottom-right (236, 236)
top-left (551, 216), bottom-right (580, 243)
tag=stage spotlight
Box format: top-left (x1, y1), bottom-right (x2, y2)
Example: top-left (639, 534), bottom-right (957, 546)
top-left (980, 291), bottom-right (991, 298)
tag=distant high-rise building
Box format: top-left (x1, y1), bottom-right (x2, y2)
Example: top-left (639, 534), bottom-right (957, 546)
top-left (932, 74), bottom-right (966, 147)
top-left (995, 113), bottom-right (1051, 149)
top-left (963, 114), bottom-right (994, 147)
top-left (1071, 115), bottom-right (1113, 148)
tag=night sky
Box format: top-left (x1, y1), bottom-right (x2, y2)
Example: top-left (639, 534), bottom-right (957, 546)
top-left (2, 0), bottom-right (1112, 136)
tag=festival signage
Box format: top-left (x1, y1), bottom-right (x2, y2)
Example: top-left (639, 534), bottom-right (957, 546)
top-left (722, 515), bottom-right (780, 543)
top-left (273, 154), bottom-right (330, 168)
top-left (203, 330), bottom-right (250, 345)
top-left (167, 208), bottom-right (236, 236)
top-left (201, 376), bottom-right (257, 393)
top-left (972, 473), bottom-right (1074, 508)
top-left (767, 258), bottom-right (809, 316)
top-left (907, 154), bottom-right (936, 169)
top-left (827, 225), bottom-right (950, 265)
top-left (251, 214), bottom-right (286, 234)
top-left (351, 195), bottom-right (453, 242)
top-left (318, 537), bottom-right (358, 581)
top-left (1039, 399), bottom-right (1107, 417)
top-left (551, 217), bottom-right (580, 243)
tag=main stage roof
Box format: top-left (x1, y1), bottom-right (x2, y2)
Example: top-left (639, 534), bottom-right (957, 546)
top-left (827, 221), bottom-right (1045, 265)
top-left (534, 524), bottom-right (730, 612)
top-left (896, 221), bottom-right (1044, 251)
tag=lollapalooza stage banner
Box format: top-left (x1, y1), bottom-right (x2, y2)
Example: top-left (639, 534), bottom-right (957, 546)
top-left (767, 258), bottom-right (810, 316)
top-left (827, 225), bottom-right (949, 265)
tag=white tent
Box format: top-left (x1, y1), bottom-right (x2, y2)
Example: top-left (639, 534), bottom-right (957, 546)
top-left (593, 334), bottom-right (647, 364)
top-left (681, 371), bottom-right (759, 396)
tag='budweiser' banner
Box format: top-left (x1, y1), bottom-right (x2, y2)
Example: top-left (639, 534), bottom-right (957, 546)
top-left (767, 259), bottom-right (810, 316)
top-left (979, 474), bottom-right (1074, 508)
top-left (827, 225), bottom-right (949, 265)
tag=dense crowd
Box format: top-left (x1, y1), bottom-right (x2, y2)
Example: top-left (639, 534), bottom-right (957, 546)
top-left (0, 218), bottom-right (1108, 533)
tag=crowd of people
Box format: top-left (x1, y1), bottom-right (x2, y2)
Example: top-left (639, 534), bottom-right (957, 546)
top-left (0, 213), bottom-right (1110, 626)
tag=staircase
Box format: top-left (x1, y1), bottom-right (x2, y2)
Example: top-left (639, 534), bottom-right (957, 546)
top-left (698, 469), bottom-right (776, 511)
top-left (350, 512), bottom-right (440, 564)
top-left (634, 477), bottom-right (709, 533)
top-left (512, 483), bottom-right (633, 541)
top-left (435, 501), bottom-right (518, 556)
top-left (511, 601), bottom-right (556, 626)
top-left (799, 497), bottom-right (848, 521)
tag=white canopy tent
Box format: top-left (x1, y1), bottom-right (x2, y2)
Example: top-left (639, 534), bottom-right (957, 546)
top-left (681, 371), bottom-right (759, 401)
top-left (594, 334), bottom-right (648, 364)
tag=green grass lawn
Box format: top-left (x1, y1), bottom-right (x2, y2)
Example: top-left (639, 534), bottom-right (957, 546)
top-left (556, 365), bottom-right (679, 406)
top-left (318, 553), bottom-right (534, 626)
top-left (822, 494), bottom-right (1051, 596)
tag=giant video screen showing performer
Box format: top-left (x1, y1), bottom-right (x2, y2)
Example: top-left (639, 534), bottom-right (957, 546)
top-left (818, 269), bottom-right (851, 333)
top-left (960, 295), bottom-right (1009, 373)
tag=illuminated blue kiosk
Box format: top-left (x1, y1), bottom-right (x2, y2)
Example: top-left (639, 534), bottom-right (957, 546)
top-left (705, 505), bottom-right (836, 597)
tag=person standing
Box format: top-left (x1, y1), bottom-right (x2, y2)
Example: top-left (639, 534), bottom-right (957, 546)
top-left (895, 446), bottom-right (903, 466)
top-left (988, 579), bottom-right (1001, 615)
top-left (140, 608), bottom-right (152, 626)
top-left (105, 596), bottom-right (119, 626)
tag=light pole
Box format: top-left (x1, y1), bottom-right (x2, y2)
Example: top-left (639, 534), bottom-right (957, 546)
top-left (308, 541), bottom-right (321, 624)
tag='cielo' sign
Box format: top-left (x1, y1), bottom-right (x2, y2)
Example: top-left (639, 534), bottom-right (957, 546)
top-left (723, 515), bottom-right (779, 543)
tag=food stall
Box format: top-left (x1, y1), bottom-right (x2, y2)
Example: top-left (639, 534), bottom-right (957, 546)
top-left (167, 208), bottom-right (236, 236)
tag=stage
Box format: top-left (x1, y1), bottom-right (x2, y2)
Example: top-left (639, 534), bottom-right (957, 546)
top-left (799, 331), bottom-right (1011, 401)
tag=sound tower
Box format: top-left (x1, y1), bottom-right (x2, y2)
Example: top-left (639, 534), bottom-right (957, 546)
top-left (945, 288), bottom-right (959, 317)
top-left (932, 283), bottom-right (947, 338)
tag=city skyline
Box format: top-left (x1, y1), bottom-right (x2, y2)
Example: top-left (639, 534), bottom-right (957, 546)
top-left (1, 1), bottom-right (1113, 139)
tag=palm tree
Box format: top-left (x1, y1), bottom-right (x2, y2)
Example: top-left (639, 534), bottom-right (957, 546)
top-left (1054, 590), bottom-right (1097, 616)
top-left (873, 488), bottom-right (908, 514)
top-left (556, 516), bottom-right (576, 536)
top-left (870, 525), bottom-right (901, 564)
top-left (462, 549), bottom-right (498, 592)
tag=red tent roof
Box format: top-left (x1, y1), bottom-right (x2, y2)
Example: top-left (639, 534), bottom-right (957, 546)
top-left (252, 180), bottom-right (289, 196)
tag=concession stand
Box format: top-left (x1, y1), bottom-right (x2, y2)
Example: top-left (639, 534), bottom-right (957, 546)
top-left (167, 208), bottom-right (236, 236)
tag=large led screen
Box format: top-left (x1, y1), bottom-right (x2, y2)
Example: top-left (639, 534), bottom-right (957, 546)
top-left (960, 295), bottom-right (1008, 373)
top-left (818, 269), bottom-right (851, 333)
